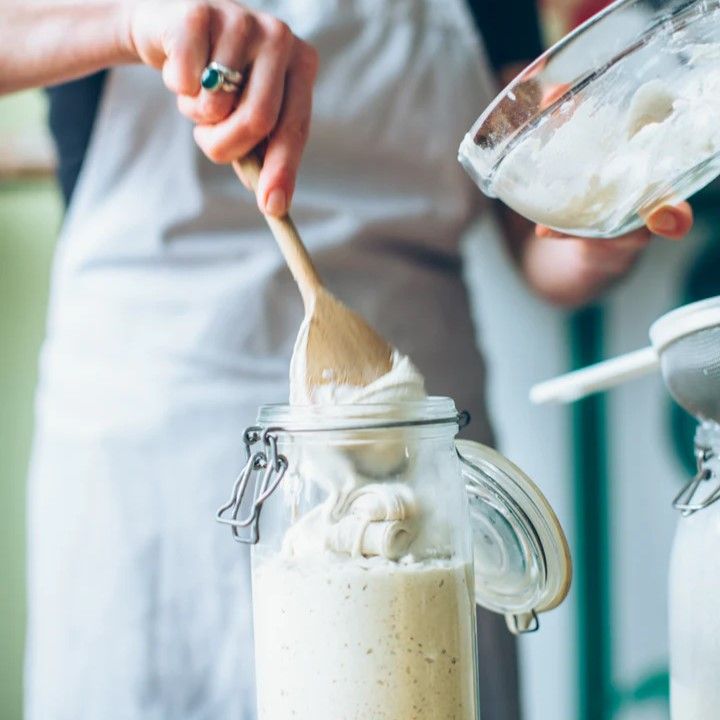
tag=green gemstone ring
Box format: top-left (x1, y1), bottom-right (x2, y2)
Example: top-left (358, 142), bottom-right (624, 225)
top-left (201, 62), bottom-right (243, 93)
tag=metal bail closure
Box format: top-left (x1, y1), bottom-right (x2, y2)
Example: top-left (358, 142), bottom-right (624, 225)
top-left (457, 440), bottom-right (572, 635)
top-left (673, 434), bottom-right (720, 516)
top-left (216, 426), bottom-right (288, 544)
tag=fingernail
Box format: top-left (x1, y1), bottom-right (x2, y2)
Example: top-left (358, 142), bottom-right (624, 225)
top-left (536, 225), bottom-right (553, 238)
top-left (264, 188), bottom-right (287, 216)
top-left (651, 209), bottom-right (677, 234)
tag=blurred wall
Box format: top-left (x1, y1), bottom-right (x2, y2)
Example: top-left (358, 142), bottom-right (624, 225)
top-left (0, 91), bottom-right (61, 720)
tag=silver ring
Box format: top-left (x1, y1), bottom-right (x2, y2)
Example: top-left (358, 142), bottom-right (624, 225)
top-left (201, 61), bottom-right (244, 93)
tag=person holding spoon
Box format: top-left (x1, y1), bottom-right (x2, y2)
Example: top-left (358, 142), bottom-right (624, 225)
top-left (0, 1), bottom-right (692, 719)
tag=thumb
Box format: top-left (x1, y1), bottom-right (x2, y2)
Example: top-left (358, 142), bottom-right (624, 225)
top-left (644, 202), bottom-right (693, 240)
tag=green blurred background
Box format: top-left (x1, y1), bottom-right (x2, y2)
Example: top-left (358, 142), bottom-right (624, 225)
top-left (0, 91), bottom-right (62, 720)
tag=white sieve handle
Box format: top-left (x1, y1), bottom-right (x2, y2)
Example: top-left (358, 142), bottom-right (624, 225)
top-left (530, 346), bottom-right (659, 405)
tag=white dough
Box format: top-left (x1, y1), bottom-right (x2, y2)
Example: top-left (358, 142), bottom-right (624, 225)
top-left (284, 317), bottom-right (429, 559)
top-left (626, 79), bottom-right (675, 138)
top-left (253, 556), bottom-right (477, 720)
top-left (460, 45), bottom-right (720, 234)
top-left (289, 311), bottom-right (426, 405)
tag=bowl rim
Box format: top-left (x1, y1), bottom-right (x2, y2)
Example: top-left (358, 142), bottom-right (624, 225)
top-left (463, 0), bottom-right (713, 184)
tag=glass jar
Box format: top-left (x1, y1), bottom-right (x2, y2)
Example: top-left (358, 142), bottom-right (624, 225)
top-left (217, 397), bottom-right (571, 720)
top-left (670, 422), bottom-right (720, 719)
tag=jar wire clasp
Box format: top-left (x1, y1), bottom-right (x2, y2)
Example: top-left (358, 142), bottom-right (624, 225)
top-left (673, 441), bottom-right (720, 516)
top-left (216, 426), bottom-right (288, 544)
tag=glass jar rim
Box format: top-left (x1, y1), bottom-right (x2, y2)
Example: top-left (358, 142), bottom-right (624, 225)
top-left (256, 396), bottom-right (461, 432)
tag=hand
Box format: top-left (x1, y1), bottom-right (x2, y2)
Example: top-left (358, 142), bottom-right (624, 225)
top-left (523, 202), bottom-right (694, 307)
top-left (125, 0), bottom-right (319, 216)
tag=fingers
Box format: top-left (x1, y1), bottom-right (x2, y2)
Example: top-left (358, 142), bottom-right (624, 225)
top-left (132, 1), bottom-right (318, 198)
top-left (537, 200), bottom-right (694, 244)
top-left (193, 16), bottom-right (293, 160)
top-left (645, 201), bottom-right (693, 239)
top-left (534, 199), bottom-right (693, 282)
top-left (535, 225), bottom-right (567, 239)
top-left (583, 232), bottom-right (651, 274)
top-left (541, 82), bottom-right (571, 109)
top-left (535, 225), bottom-right (652, 277)
top-left (588, 235), bottom-right (649, 274)
top-left (180, 4), bottom-right (259, 125)
top-left (257, 42), bottom-right (318, 216)
top-left (130, 1), bottom-right (211, 94)
top-left (536, 224), bottom-right (650, 247)
top-left (193, 23), bottom-right (316, 215)
top-left (161, 2), bottom-right (211, 96)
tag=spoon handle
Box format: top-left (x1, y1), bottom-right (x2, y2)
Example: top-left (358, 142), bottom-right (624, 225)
top-left (232, 154), bottom-right (321, 309)
top-left (530, 345), bottom-right (659, 404)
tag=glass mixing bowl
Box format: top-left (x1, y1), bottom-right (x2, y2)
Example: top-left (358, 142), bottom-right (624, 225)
top-left (459, 0), bottom-right (720, 238)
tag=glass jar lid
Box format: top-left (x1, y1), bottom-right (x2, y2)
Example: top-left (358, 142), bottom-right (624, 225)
top-left (457, 440), bottom-right (572, 633)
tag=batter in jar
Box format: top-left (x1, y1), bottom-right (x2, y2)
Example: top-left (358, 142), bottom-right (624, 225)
top-left (253, 556), bottom-right (477, 720)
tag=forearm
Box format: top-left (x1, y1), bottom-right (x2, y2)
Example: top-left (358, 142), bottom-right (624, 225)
top-left (0, 1), bottom-right (135, 94)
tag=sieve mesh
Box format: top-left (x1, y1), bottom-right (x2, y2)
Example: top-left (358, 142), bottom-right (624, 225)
top-left (659, 325), bottom-right (720, 423)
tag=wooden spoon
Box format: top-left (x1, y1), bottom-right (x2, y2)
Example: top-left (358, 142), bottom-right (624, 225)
top-left (232, 155), bottom-right (393, 396)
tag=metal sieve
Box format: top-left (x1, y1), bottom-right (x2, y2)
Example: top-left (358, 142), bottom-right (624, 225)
top-left (659, 326), bottom-right (720, 423)
top-left (531, 297), bottom-right (720, 516)
top-left (650, 299), bottom-right (720, 424)
top-left (531, 297), bottom-right (720, 515)
top-left (531, 296), bottom-right (720, 426)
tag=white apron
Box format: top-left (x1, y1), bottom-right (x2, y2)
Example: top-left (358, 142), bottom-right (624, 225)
top-left (25, 1), bottom-right (516, 718)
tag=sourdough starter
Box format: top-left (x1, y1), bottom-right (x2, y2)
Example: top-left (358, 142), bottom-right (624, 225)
top-left (253, 320), bottom-right (477, 718)
top-left (253, 556), bottom-right (477, 720)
